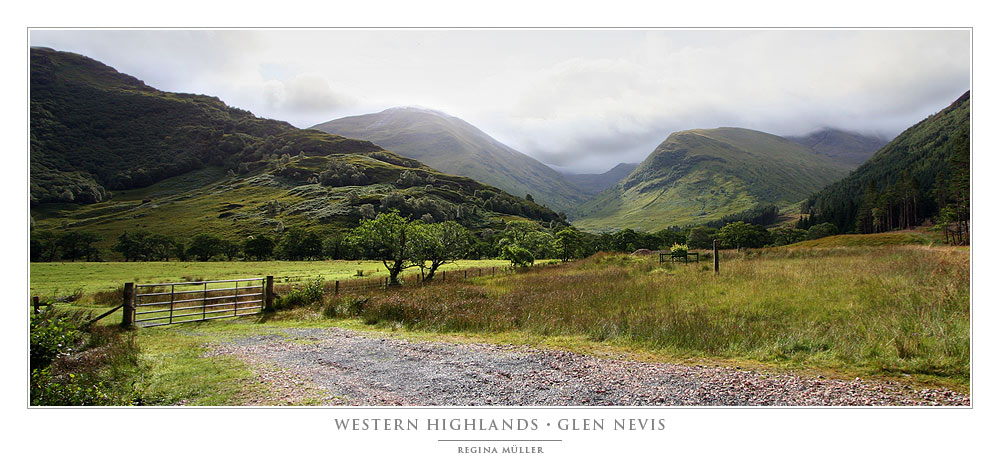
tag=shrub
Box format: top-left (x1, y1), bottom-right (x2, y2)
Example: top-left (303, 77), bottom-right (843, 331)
top-left (670, 243), bottom-right (689, 259)
top-left (323, 295), bottom-right (368, 318)
top-left (30, 311), bottom-right (146, 406)
top-left (274, 277), bottom-right (324, 310)
top-left (30, 311), bottom-right (80, 370)
top-left (31, 368), bottom-right (114, 406)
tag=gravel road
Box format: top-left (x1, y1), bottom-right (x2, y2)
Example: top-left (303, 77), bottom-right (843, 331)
top-left (203, 327), bottom-right (969, 406)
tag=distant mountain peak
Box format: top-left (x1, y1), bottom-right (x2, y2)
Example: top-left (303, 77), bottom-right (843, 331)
top-left (310, 108), bottom-right (587, 212)
top-left (572, 126), bottom-right (850, 232)
top-left (786, 128), bottom-right (888, 167)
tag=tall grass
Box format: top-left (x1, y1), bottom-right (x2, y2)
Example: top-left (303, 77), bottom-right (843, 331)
top-left (345, 248), bottom-right (970, 382)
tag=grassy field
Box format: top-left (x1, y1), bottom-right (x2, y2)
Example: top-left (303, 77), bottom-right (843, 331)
top-left (33, 245), bottom-right (970, 404)
top-left (29, 258), bottom-right (520, 299)
top-left (350, 246), bottom-right (970, 388)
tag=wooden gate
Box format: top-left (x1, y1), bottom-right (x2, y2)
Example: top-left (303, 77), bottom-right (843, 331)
top-left (131, 278), bottom-right (267, 327)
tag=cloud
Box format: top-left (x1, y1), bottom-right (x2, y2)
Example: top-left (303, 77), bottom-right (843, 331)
top-left (29, 29), bottom-right (970, 173)
top-left (260, 73), bottom-right (355, 115)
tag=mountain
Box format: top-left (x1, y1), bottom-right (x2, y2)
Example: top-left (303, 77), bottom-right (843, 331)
top-left (561, 163), bottom-right (638, 195)
top-left (571, 127), bottom-right (852, 232)
top-left (786, 128), bottom-right (888, 167)
top-left (29, 48), bottom-right (565, 246)
top-left (310, 108), bottom-right (588, 212)
top-left (802, 91), bottom-right (970, 233)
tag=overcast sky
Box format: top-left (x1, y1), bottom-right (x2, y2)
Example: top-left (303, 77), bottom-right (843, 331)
top-left (30, 29), bottom-right (970, 173)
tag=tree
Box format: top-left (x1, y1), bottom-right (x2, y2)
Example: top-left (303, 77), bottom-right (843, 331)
top-left (112, 230), bottom-right (150, 262)
top-left (805, 222), bottom-right (838, 241)
top-left (554, 228), bottom-right (584, 262)
top-left (497, 221), bottom-right (555, 259)
top-left (30, 230), bottom-right (61, 262)
top-left (58, 231), bottom-right (101, 262)
top-left (221, 241), bottom-right (241, 261)
top-left (411, 221), bottom-right (472, 281)
top-left (652, 228), bottom-right (686, 248)
top-left (350, 211), bottom-right (422, 286)
top-left (611, 228), bottom-right (640, 252)
top-left (187, 233), bottom-right (224, 262)
top-left (244, 234), bottom-right (275, 261)
top-left (147, 234), bottom-right (176, 261)
top-left (686, 226), bottom-right (715, 249)
top-left (322, 231), bottom-right (352, 260)
top-left (770, 225), bottom-right (807, 246)
top-left (716, 221), bottom-right (771, 249)
top-left (276, 228), bottom-right (323, 260)
top-left (501, 245), bottom-right (534, 268)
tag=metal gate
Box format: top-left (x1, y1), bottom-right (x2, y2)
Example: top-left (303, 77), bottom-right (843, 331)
top-left (132, 278), bottom-right (265, 327)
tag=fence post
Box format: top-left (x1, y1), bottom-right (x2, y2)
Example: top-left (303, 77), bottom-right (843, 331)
top-left (713, 240), bottom-right (720, 275)
top-left (121, 282), bottom-right (134, 328)
top-left (464, 270), bottom-right (467, 279)
top-left (334, 280), bottom-right (339, 296)
top-left (265, 276), bottom-right (274, 311)
top-left (32, 296), bottom-right (40, 315)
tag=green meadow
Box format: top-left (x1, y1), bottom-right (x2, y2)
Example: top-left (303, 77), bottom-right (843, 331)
top-left (29, 259), bottom-right (517, 299)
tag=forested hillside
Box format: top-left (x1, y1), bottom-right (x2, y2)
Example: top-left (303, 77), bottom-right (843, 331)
top-left (30, 48), bottom-right (566, 255)
top-left (801, 91), bottom-right (970, 237)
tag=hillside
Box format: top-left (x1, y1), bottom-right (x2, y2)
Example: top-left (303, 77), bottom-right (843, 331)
top-left (310, 108), bottom-right (588, 212)
top-left (786, 128), bottom-right (887, 167)
top-left (561, 163), bottom-right (638, 195)
top-left (29, 48), bottom-right (565, 248)
top-left (572, 127), bottom-right (851, 232)
top-left (802, 91), bottom-right (970, 233)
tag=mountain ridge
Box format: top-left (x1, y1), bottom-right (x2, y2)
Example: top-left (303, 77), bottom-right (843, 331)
top-left (310, 107), bottom-right (588, 212)
top-left (30, 47), bottom-right (566, 246)
top-left (561, 163), bottom-right (638, 195)
top-left (786, 128), bottom-right (888, 167)
top-left (571, 127), bottom-right (852, 232)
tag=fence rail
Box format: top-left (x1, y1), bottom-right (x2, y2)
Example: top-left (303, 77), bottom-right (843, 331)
top-left (130, 277), bottom-right (267, 327)
top-left (119, 265), bottom-right (533, 327)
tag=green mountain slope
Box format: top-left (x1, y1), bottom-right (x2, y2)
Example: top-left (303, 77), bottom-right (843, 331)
top-left (310, 108), bottom-right (588, 212)
top-left (561, 163), bottom-right (638, 195)
top-left (786, 128), bottom-right (887, 167)
top-left (572, 127), bottom-right (852, 232)
top-left (803, 91), bottom-right (970, 233)
top-left (29, 48), bottom-right (564, 247)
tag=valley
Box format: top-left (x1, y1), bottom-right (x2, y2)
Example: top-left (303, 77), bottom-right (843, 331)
top-left (27, 44), bottom-right (972, 410)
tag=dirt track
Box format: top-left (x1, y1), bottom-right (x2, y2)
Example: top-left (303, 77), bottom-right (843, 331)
top-left (204, 327), bottom-right (969, 406)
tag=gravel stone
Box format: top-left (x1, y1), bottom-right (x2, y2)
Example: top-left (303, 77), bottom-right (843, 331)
top-left (203, 327), bottom-right (969, 406)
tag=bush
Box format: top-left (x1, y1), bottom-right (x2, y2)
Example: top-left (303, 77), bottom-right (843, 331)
top-left (274, 277), bottom-right (324, 310)
top-left (31, 368), bottom-right (114, 406)
top-left (323, 295), bottom-right (368, 318)
top-left (30, 311), bottom-right (146, 406)
top-left (30, 311), bottom-right (80, 370)
top-left (670, 243), bottom-right (689, 259)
